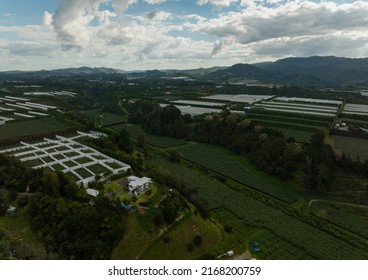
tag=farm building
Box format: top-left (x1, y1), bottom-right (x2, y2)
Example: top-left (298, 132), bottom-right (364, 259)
top-left (127, 176), bottom-right (152, 195)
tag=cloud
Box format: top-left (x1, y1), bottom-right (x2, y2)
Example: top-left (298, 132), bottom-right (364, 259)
top-left (112, 0), bottom-right (137, 14)
top-left (144, 10), bottom-right (172, 21)
top-left (197, 0), bottom-right (238, 7)
top-left (210, 39), bottom-right (231, 57)
top-left (193, 1), bottom-right (368, 44)
top-left (144, 0), bottom-right (167, 4)
top-left (8, 41), bottom-right (57, 56)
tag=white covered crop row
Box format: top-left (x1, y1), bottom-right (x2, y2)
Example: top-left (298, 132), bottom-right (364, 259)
top-left (262, 107), bottom-right (336, 117)
top-left (172, 100), bottom-right (226, 107)
top-left (254, 103), bottom-right (337, 113)
top-left (0, 131), bottom-right (131, 186)
top-left (274, 97), bottom-right (342, 105)
top-left (202, 94), bottom-right (274, 104)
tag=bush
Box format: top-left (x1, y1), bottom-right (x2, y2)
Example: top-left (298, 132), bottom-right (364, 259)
top-left (16, 196), bottom-right (29, 208)
top-left (224, 224), bottom-right (233, 233)
top-left (187, 243), bottom-right (194, 252)
top-left (193, 235), bottom-right (202, 247)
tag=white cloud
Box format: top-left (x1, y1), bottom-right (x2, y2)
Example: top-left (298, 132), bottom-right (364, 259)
top-left (2, 0), bottom-right (368, 71)
top-left (144, 0), bottom-right (167, 4)
top-left (197, 0), bottom-right (238, 7)
top-left (193, 1), bottom-right (368, 44)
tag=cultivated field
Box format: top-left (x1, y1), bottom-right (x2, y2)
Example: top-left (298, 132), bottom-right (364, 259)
top-left (332, 135), bottom-right (368, 162)
top-left (0, 118), bottom-right (71, 140)
top-left (247, 97), bottom-right (338, 142)
top-left (176, 143), bottom-right (298, 203)
top-left (110, 123), bottom-right (187, 148)
top-left (0, 132), bottom-right (131, 184)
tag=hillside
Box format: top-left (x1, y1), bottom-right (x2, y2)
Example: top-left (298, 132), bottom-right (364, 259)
top-left (206, 56), bottom-right (368, 86)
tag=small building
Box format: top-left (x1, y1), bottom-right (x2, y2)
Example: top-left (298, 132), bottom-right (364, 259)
top-left (86, 188), bottom-right (99, 197)
top-left (127, 176), bottom-right (152, 195)
top-left (226, 250), bottom-right (234, 257)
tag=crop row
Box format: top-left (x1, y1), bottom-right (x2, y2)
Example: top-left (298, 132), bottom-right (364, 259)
top-left (247, 113), bottom-right (330, 127)
top-left (311, 201), bottom-right (368, 237)
top-left (176, 144), bottom-right (298, 203)
top-left (249, 108), bottom-right (334, 122)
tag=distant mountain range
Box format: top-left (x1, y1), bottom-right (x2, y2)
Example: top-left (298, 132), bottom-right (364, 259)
top-left (205, 56), bottom-right (368, 86)
top-left (1, 56), bottom-right (368, 86)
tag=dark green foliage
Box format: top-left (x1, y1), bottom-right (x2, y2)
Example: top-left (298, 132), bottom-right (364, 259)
top-left (0, 193), bottom-right (8, 216)
top-left (16, 195), bottom-right (29, 208)
top-left (305, 131), bottom-right (336, 195)
top-left (186, 242), bottom-right (194, 252)
top-left (118, 129), bottom-right (134, 154)
top-left (29, 193), bottom-right (125, 259)
top-left (161, 197), bottom-right (179, 224)
top-left (224, 224), bottom-right (232, 233)
top-left (168, 150), bottom-right (181, 162)
top-left (193, 235), bottom-right (202, 247)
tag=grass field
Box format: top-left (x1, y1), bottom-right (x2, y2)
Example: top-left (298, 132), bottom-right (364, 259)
top-left (176, 143), bottom-right (299, 203)
top-left (332, 135), bottom-right (368, 162)
top-left (0, 118), bottom-right (71, 140)
top-left (148, 157), bottom-right (368, 259)
top-left (141, 214), bottom-right (223, 260)
top-left (111, 209), bottom-right (161, 259)
top-left (81, 108), bottom-right (124, 126)
top-left (110, 123), bottom-right (187, 148)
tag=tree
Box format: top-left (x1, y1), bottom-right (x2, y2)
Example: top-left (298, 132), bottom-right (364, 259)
top-left (119, 129), bottom-right (134, 154)
top-left (42, 169), bottom-right (60, 197)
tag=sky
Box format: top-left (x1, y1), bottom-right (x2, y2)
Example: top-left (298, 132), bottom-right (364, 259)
top-left (0, 0), bottom-right (367, 71)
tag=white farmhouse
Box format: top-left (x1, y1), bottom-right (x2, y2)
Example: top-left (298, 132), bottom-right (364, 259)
top-left (127, 176), bottom-right (152, 195)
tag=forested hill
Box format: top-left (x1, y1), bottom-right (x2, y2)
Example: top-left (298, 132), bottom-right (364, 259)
top-left (205, 56), bottom-right (368, 86)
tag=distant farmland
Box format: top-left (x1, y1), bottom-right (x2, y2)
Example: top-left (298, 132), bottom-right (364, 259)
top-left (247, 98), bottom-right (338, 142)
top-left (0, 118), bottom-right (71, 140)
top-left (332, 135), bottom-right (368, 162)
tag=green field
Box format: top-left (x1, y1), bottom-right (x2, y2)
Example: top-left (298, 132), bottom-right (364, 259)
top-left (332, 135), bottom-right (368, 162)
top-left (176, 143), bottom-right (299, 203)
top-left (149, 157), bottom-right (368, 259)
top-left (141, 214), bottom-right (223, 260)
top-left (274, 128), bottom-right (314, 142)
top-left (81, 108), bottom-right (125, 126)
top-left (0, 118), bottom-right (71, 141)
top-left (247, 109), bottom-right (333, 142)
top-left (112, 210), bottom-right (162, 259)
top-left (310, 201), bottom-right (368, 237)
top-left (110, 124), bottom-right (187, 148)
